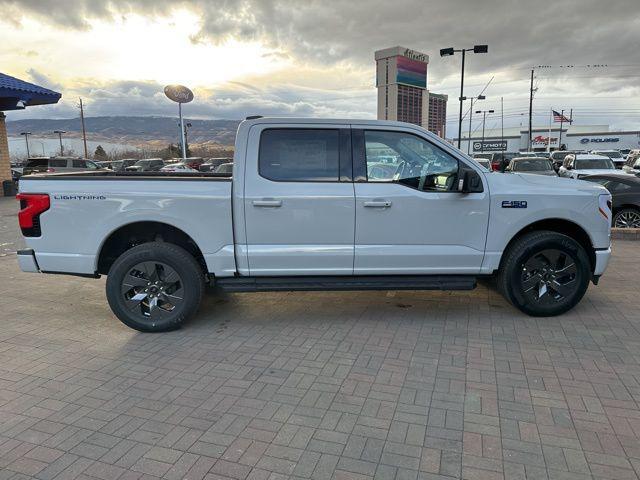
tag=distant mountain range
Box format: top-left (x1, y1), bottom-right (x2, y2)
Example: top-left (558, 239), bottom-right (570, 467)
top-left (6, 116), bottom-right (241, 147)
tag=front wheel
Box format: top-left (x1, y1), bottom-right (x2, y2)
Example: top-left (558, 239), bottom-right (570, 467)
top-left (106, 242), bottom-right (204, 332)
top-left (497, 231), bottom-right (591, 317)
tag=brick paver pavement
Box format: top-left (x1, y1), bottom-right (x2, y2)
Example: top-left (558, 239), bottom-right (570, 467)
top-left (1, 196), bottom-right (639, 480)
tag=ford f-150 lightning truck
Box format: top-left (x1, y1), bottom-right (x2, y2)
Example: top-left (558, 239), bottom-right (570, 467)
top-left (16, 117), bottom-right (612, 331)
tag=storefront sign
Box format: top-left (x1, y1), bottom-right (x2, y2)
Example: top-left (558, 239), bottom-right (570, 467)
top-left (579, 137), bottom-right (620, 144)
top-left (473, 140), bottom-right (507, 152)
top-left (531, 135), bottom-right (558, 146)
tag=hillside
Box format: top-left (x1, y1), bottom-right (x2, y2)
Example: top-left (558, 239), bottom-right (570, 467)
top-left (6, 116), bottom-right (241, 147)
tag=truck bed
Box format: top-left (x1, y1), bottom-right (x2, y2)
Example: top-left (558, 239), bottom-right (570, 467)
top-left (18, 174), bottom-right (236, 277)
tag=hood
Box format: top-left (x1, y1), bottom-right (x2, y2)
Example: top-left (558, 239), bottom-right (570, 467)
top-left (495, 171), bottom-right (606, 194)
top-left (573, 169), bottom-right (618, 177)
top-left (516, 171), bottom-right (557, 176)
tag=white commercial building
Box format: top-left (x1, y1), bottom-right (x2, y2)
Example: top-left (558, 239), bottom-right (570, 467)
top-left (455, 124), bottom-right (640, 154)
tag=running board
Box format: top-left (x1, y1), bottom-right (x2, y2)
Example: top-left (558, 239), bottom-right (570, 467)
top-left (215, 275), bottom-right (477, 293)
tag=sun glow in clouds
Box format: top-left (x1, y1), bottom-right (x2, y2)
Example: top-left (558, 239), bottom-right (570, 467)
top-left (1, 9), bottom-right (289, 88)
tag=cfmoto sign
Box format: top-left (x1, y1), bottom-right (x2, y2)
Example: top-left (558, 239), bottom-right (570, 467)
top-left (580, 137), bottom-right (620, 144)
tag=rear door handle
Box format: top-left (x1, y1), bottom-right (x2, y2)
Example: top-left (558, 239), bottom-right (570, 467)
top-left (252, 199), bottom-right (282, 207)
top-left (363, 200), bottom-right (392, 208)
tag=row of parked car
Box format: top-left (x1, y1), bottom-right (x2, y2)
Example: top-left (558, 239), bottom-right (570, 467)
top-left (12, 156), bottom-right (234, 180)
top-left (473, 149), bottom-right (640, 229)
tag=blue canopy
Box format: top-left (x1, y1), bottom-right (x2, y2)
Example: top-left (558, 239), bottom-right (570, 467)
top-left (0, 72), bottom-right (61, 111)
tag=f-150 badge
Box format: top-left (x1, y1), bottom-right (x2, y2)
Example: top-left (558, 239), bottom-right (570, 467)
top-left (502, 200), bottom-right (527, 208)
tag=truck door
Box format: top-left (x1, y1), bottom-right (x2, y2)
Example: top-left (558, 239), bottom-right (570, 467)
top-left (243, 124), bottom-right (355, 275)
top-left (351, 127), bottom-right (490, 274)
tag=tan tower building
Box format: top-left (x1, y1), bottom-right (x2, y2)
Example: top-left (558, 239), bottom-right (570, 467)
top-left (375, 46), bottom-right (447, 137)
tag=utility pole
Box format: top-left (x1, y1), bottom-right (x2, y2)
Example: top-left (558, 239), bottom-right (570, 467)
top-left (79, 98), bottom-right (88, 158)
top-left (528, 69), bottom-right (534, 151)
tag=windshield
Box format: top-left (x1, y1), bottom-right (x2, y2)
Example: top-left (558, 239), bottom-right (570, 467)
top-left (575, 158), bottom-right (615, 169)
top-left (513, 159), bottom-right (553, 171)
top-left (598, 151), bottom-right (622, 159)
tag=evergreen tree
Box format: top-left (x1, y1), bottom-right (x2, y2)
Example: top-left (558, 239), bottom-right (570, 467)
top-left (94, 145), bottom-right (107, 159)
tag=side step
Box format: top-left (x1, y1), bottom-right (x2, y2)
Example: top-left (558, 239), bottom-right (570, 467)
top-left (215, 275), bottom-right (477, 293)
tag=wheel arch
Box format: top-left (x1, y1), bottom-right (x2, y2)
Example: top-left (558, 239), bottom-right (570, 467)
top-left (97, 221), bottom-right (207, 275)
top-left (500, 218), bottom-right (595, 272)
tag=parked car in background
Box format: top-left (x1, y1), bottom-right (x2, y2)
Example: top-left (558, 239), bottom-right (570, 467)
top-left (160, 163), bottom-right (197, 173)
top-left (125, 158), bottom-right (165, 172)
top-left (590, 150), bottom-right (625, 169)
top-left (514, 152), bottom-right (539, 158)
top-left (213, 162), bottom-right (234, 175)
top-left (200, 157), bottom-right (234, 172)
top-left (558, 154), bottom-right (616, 179)
top-left (183, 157), bottom-right (205, 170)
top-left (489, 152), bottom-right (519, 172)
top-left (622, 151), bottom-right (640, 175)
top-left (505, 157), bottom-right (557, 176)
top-left (109, 159), bottom-right (138, 172)
top-left (22, 157), bottom-right (102, 175)
top-left (549, 150), bottom-right (578, 172)
top-left (473, 158), bottom-right (491, 170)
top-left (582, 173), bottom-right (640, 228)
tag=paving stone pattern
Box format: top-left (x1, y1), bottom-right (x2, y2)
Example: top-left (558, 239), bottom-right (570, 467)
top-left (1, 197), bottom-right (640, 479)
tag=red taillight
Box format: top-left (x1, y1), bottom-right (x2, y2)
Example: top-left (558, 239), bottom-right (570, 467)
top-left (16, 193), bottom-right (50, 235)
top-left (491, 162), bottom-right (500, 171)
top-left (47, 167), bottom-right (55, 173)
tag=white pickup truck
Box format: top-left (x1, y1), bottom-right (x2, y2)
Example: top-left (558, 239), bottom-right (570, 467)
top-left (17, 117), bottom-right (612, 332)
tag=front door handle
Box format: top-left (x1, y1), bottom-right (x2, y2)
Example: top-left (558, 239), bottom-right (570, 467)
top-left (363, 200), bottom-right (392, 208)
top-left (253, 199), bottom-right (282, 207)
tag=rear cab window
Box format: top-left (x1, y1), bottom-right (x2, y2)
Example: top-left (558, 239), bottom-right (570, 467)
top-left (259, 129), bottom-right (340, 181)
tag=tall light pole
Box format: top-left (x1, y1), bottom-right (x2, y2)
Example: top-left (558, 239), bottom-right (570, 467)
top-left (53, 130), bottom-right (66, 156)
top-left (20, 132), bottom-right (31, 158)
top-left (467, 95), bottom-right (486, 154)
top-left (440, 44), bottom-right (488, 149)
top-left (475, 109), bottom-right (495, 152)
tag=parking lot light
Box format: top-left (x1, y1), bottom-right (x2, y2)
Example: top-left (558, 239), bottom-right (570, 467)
top-left (440, 45), bottom-right (489, 149)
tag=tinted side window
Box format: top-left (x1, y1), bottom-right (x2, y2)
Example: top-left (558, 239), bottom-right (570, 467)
top-left (50, 159), bottom-right (67, 168)
top-left (72, 159), bottom-right (86, 168)
top-left (259, 129), bottom-right (339, 181)
top-left (363, 130), bottom-right (458, 191)
top-left (27, 159), bottom-right (48, 167)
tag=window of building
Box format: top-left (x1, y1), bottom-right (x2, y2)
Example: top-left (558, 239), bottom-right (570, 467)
top-left (259, 129), bottom-right (340, 182)
top-left (364, 130), bottom-right (458, 191)
top-left (397, 85), bottom-right (422, 126)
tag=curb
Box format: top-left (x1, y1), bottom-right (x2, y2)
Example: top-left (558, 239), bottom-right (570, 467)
top-left (611, 228), bottom-right (640, 240)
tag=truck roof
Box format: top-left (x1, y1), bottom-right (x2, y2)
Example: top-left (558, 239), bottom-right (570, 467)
top-left (240, 116), bottom-right (430, 130)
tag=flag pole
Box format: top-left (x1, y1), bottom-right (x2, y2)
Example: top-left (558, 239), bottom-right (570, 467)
top-left (559, 109), bottom-right (565, 149)
top-left (548, 108), bottom-right (552, 153)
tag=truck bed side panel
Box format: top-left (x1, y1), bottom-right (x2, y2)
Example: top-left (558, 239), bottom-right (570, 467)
top-left (19, 177), bottom-right (235, 276)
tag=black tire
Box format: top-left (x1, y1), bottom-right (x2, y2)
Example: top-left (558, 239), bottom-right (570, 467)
top-left (613, 208), bottom-right (640, 229)
top-left (106, 242), bottom-right (204, 332)
top-left (497, 231), bottom-right (590, 317)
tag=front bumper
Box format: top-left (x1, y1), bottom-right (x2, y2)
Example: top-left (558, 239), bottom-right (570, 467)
top-left (17, 249), bottom-right (40, 273)
top-left (593, 247), bottom-right (612, 276)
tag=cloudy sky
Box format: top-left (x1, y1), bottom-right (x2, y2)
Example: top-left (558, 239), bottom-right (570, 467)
top-left (2, 0), bottom-right (640, 136)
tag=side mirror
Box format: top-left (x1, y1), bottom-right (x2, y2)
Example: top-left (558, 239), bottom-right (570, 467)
top-left (458, 168), bottom-right (483, 193)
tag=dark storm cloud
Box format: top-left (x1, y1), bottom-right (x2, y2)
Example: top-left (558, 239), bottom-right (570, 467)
top-left (4, 0), bottom-right (639, 73)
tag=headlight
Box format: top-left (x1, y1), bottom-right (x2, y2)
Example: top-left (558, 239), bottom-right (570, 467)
top-left (599, 193), bottom-right (612, 221)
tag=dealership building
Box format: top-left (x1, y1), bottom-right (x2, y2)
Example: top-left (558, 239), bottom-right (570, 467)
top-left (455, 124), bottom-right (640, 154)
top-left (375, 46), bottom-right (448, 137)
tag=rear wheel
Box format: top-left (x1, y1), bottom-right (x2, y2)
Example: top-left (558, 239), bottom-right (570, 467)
top-left (498, 231), bottom-right (590, 316)
top-left (106, 242), bottom-right (204, 332)
top-left (613, 208), bottom-right (640, 228)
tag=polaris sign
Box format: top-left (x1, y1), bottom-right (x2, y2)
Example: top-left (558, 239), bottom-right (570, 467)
top-left (473, 140), bottom-right (507, 152)
top-left (580, 137), bottom-right (620, 144)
